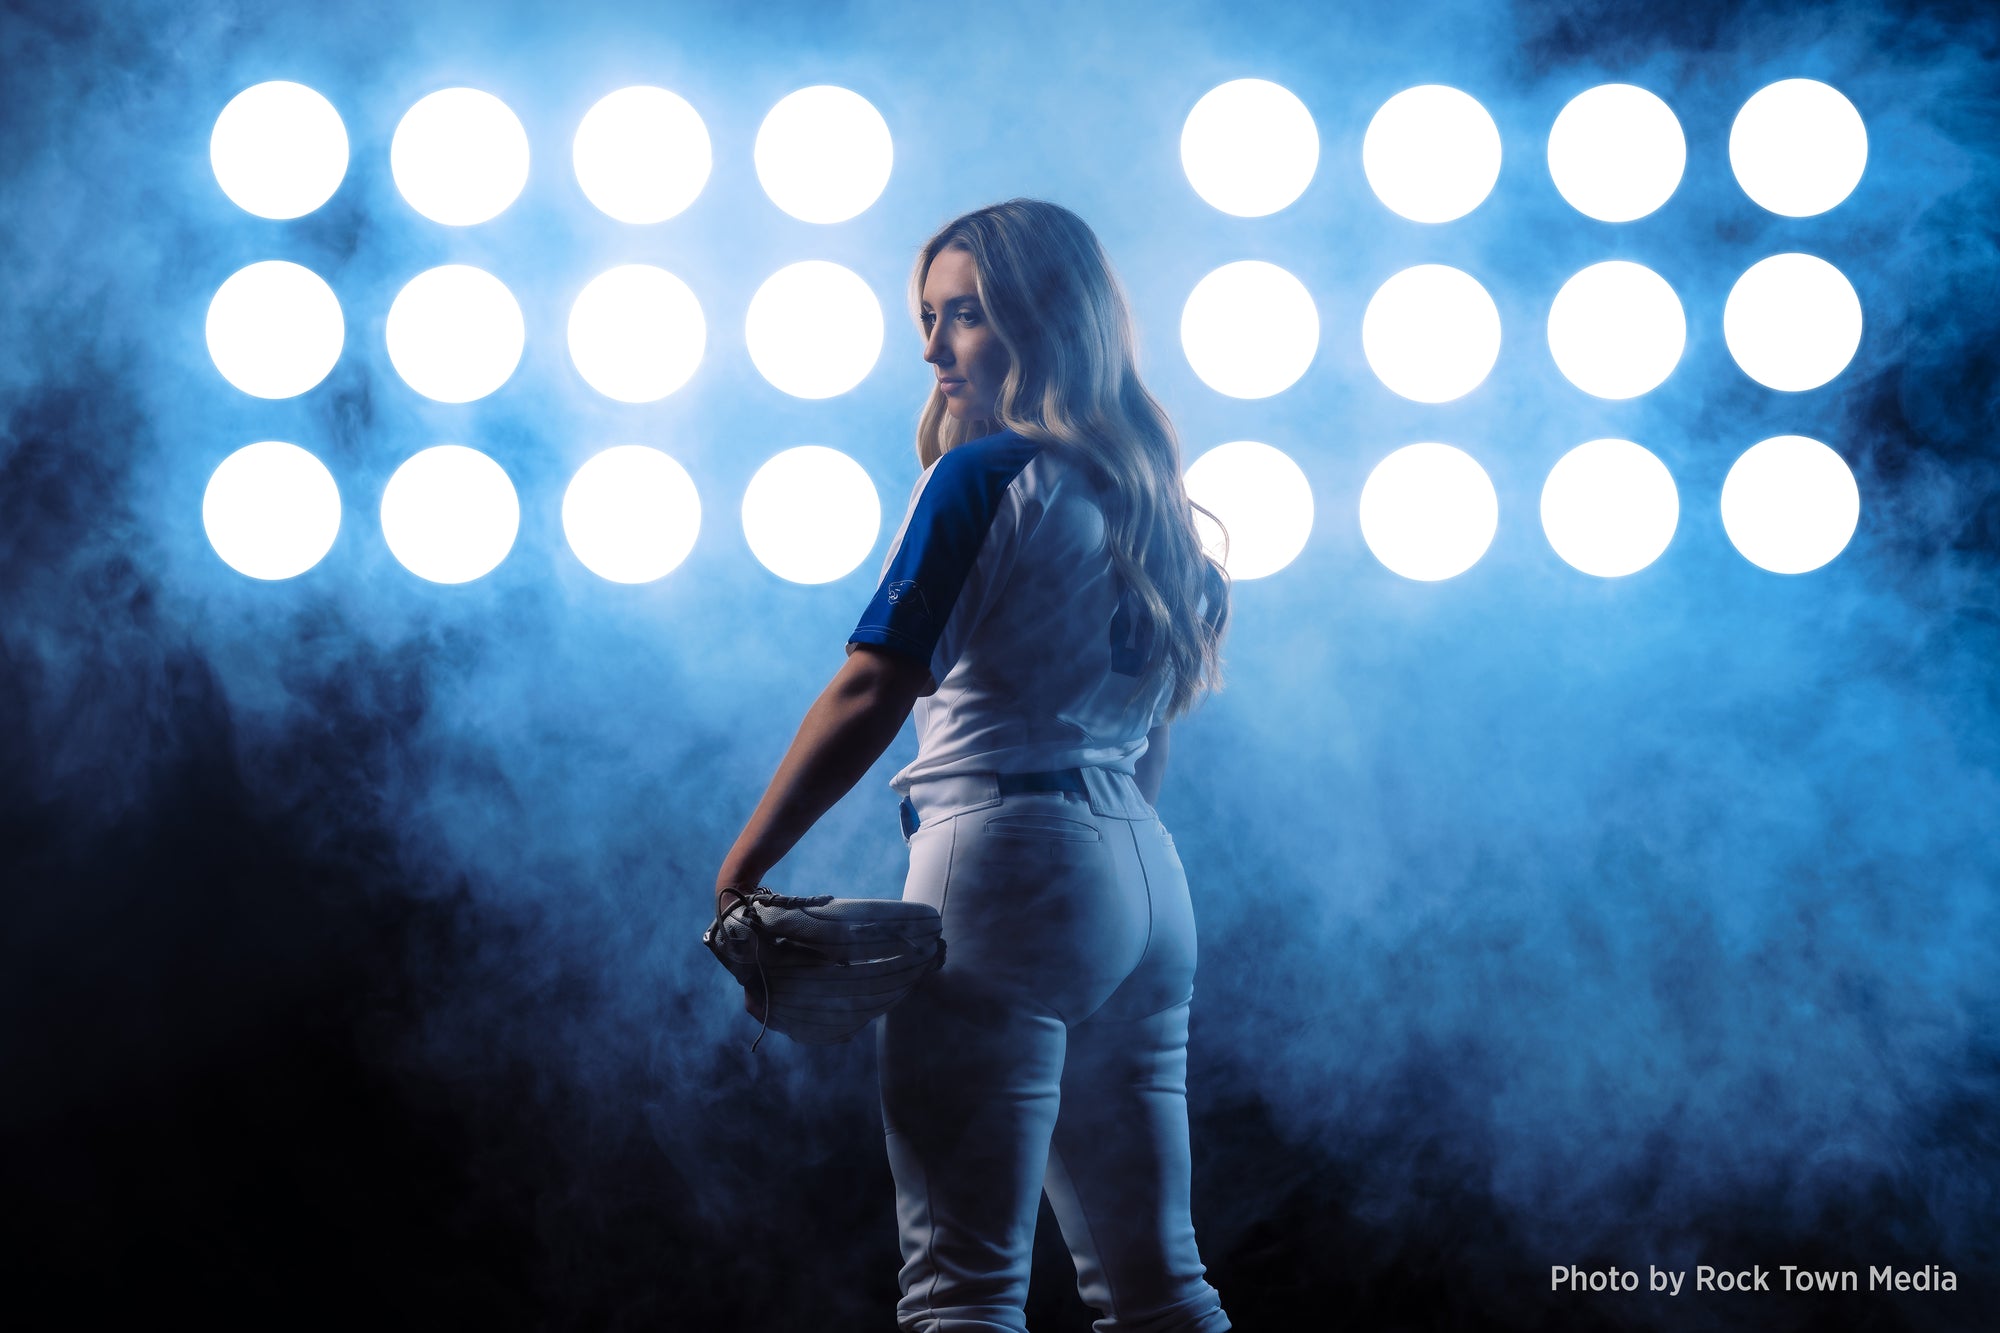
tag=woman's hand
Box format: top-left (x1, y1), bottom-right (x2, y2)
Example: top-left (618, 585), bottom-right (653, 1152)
top-left (713, 879), bottom-right (753, 921)
top-left (709, 879), bottom-right (765, 1018)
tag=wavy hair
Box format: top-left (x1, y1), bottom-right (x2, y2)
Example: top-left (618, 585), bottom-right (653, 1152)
top-left (911, 199), bottom-right (1230, 722)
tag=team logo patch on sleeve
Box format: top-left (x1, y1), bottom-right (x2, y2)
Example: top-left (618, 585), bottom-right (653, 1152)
top-left (885, 579), bottom-right (933, 623)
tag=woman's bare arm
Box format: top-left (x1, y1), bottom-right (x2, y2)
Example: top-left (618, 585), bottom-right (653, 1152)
top-left (714, 644), bottom-right (932, 912)
top-left (1134, 722), bottom-right (1170, 807)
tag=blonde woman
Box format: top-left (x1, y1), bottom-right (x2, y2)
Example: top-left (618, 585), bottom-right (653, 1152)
top-left (716, 198), bottom-right (1232, 1332)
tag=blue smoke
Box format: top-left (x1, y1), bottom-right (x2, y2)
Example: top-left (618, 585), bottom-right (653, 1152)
top-left (2, 0), bottom-right (1996, 1327)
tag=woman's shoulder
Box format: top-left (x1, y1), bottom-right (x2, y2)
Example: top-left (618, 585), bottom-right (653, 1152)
top-left (919, 432), bottom-right (1049, 515)
top-left (938, 428), bottom-right (1042, 468)
top-left (932, 432), bottom-right (1110, 512)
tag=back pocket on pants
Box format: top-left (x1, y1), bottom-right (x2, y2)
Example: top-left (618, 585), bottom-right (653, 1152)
top-left (980, 812), bottom-right (1103, 843)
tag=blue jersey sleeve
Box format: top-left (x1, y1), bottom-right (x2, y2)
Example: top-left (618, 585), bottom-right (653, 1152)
top-left (848, 434), bottom-right (1041, 685)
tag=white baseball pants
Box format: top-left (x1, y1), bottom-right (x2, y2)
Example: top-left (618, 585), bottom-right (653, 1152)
top-left (877, 767), bottom-right (1231, 1333)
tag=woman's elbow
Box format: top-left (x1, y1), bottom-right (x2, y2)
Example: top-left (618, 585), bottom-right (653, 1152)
top-left (843, 643), bottom-right (936, 708)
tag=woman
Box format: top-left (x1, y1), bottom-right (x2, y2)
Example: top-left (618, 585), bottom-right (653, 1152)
top-left (715, 198), bottom-right (1232, 1333)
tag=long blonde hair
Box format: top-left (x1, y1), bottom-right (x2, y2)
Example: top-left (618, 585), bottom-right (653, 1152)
top-left (911, 199), bottom-right (1230, 722)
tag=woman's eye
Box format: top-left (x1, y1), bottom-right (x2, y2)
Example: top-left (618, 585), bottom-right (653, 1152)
top-left (956, 310), bottom-right (979, 325)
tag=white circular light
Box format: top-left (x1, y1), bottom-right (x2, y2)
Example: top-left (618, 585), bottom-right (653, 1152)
top-left (1363, 85), bottom-right (1502, 223)
top-left (567, 265), bottom-right (707, 403)
top-left (1723, 253), bottom-right (1862, 392)
top-left (380, 445), bottom-right (520, 584)
top-left (562, 446), bottom-right (702, 584)
top-left (1358, 442), bottom-right (1498, 581)
top-left (210, 81), bottom-right (349, 219)
top-left (1730, 79), bottom-right (1867, 217)
top-left (1361, 264), bottom-right (1501, 403)
top-left (391, 87), bottom-right (530, 226)
top-left (1180, 261), bottom-right (1319, 399)
top-left (1181, 441), bottom-right (1313, 581)
top-left (1546, 261), bottom-right (1686, 399)
top-left (745, 262), bottom-right (884, 399)
top-left (742, 446), bottom-right (882, 584)
top-left (385, 265), bottom-right (526, 403)
top-left (1547, 84), bottom-right (1685, 222)
top-left (1180, 78), bottom-right (1319, 217)
top-left (206, 260), bottom-right (344, 399)
top-left (1721, 435), bottom-right (1859, 574)
top-left (573, 85), bottom-right (712, 224)
top-left (1539, 439), bottom-right (1679, 578)
top-left (754, 86), bottom-right (893, 224)
top-left (202, 441), bottom-right (341, 580)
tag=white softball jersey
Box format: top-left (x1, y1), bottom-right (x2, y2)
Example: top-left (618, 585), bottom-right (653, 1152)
top-left (847, 429), bottom-right (1172, 797)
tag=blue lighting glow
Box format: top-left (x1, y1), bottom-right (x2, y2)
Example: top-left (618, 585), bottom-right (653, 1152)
top-left (567, 264), bottom-right (706, 403)
top-left (391, 87), bottom-right (530, 226)
top-left (202, 441), bottom-right (342, 579)
top-left (741, 446), bottom-right (882, 584)
top-left (1358, 442), bottom-right (1498, 580)
top-left (205, 260), bottom-right (344, 400)
top-left (1721, 435), bottom-right (1861, 573)
top-left (1362, 263), bottom-right (1502, 403)
top-left (1546, 260), bottom-right (1686, 400)
top-left (1546, 84), bottom-right (1685, 223)
top-left (1730, 79), bottom-right (1868, 217)
top-left (1363, 85), bottom-right (1501, 223)
top-left (1723, 252), bottom-right (1863, 392)
top-left (562, 445), bottom-right (702, 584)
top-left (745, 262), bottom-right (883, 400)
top-left (210, 81), bottom-right (348, 220)
top-left (1179, 261), bottom-right (1319, 399)
top-left (385, 265), bottom-right (526, 404)
top-left (754, 86), bottom-right (893, 224)
top-left (1539, 438), bottom-right (1679, 577)
top-left (22, 3), bottom-right (1989, 1322)
top-left (572, 86), bottom-right (712, 224)
top-left (1180, 79), bottom-right (1319, 217)
top-left (379, 445), bottom-right (521, 584)
top-left (1182, 440), bottom-right (1314, 580)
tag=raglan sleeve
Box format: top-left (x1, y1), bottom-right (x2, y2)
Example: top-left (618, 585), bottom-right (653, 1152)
top-left (846, 442), bottom-right (1033, 690)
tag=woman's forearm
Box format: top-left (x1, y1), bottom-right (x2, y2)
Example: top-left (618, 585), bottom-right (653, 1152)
top-left (716, 649), bottom-right (927, 901)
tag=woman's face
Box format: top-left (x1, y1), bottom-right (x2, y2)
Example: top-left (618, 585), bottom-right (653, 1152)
top-left (920, 245), bottom-right (1010, 428)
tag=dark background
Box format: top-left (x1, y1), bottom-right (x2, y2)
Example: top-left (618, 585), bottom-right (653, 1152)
top-left (2, 0), bottom-right (1996, 1327)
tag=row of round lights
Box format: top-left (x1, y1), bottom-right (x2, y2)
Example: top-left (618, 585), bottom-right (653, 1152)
top-left (1194, 436), bottom-right (1858, 579)
top-left (211, 80), bottom-right (892, 225)
top-left (204, 433), bottom-right (1856, 585)
top-left (203, 246), bottom-right (1859, 409)
top-left (1180, 251), bottom-right (1861, 401)
top-left (217, 76), bottom-right (1866, 228)
top-left (205, 257), bottom-right (885, 402)
top-left (1173, 76), bottom-right (1865, 579)
top-left (1179, 77), bottom-right (1867, 222)
top-left (205, 441), bottom-right (880, 584)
